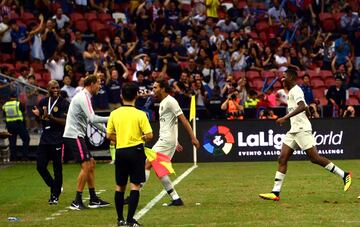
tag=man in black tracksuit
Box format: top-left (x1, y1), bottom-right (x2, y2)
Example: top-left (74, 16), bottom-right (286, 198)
top-left (32, 80), bottom-right (69, 204)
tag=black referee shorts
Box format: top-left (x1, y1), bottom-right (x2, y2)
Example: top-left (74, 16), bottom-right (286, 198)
top-left (115, 144), bottom-right (146, 186)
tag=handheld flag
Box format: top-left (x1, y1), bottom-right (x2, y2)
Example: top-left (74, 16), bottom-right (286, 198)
top-left (189, 95), bottom-right (196, 122)
top-left (145, 147), bottom-right (175, 178)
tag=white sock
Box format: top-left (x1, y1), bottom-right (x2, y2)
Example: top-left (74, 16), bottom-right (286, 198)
top-left (272, 171), bottom-right (286, 193)
top-left (160, 175), bottom-right (180, 200)
top-left (325, 162), bottom-right (345, 178)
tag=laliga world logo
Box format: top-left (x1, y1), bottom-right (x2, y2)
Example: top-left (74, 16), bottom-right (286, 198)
top-left (203, 125), bottom-right (234, 156)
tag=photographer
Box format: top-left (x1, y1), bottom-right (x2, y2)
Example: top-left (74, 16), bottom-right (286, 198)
top-left (308, 101), bottom-right (320, 119)
top-left (259, 108), bottom-right (278, 120)
top-left (342, 105), bottom-right (356, 118)
top-left (221, 90), bottom-right (244, 120)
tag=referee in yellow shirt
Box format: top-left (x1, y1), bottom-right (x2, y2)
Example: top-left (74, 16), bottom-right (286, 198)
top-left (106, 82), bottom-right (153, 227)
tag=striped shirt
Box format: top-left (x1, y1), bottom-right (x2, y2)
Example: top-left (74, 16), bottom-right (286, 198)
top-left (63, 89), bottom-right (108, 139)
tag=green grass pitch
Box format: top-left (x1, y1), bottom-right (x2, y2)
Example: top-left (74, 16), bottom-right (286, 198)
top-left (0, 160), bottom-right (360, 226)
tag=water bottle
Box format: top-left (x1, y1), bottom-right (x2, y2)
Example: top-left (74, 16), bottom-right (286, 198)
top-left (8, 217), bottom-right (20, 222)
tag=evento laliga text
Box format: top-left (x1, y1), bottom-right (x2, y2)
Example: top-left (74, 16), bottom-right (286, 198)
top-left (238, 149), bottom-right (344, 156)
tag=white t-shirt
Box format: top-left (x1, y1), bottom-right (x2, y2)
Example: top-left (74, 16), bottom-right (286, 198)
top-left (274, 54), bottom-right (288, 72)
top-left (52, 14), bottom-right (70, 29)
top-left (0, 22), bottom-right (11, 42)
top-left (287, 85), bottom-right (312, 133)
top-left (158, 95), bottom-right (183, 146)
top-left (45, 59), bottom-right (66, 81)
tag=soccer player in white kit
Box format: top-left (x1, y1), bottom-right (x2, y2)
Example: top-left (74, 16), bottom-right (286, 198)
top-left (145, 78), bottom-right (200, 206)
top-left (259, 69), bottom-right (352, 201)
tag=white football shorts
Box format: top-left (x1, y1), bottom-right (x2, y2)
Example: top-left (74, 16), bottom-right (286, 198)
top-left (152, 139), bottom-right (176, 159)
top-left (283, 131), bottom-right (316, 151)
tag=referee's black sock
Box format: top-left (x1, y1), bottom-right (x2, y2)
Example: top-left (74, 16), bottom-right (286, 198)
top-left (89, 188), bottom-right (97, 201)
top-left (75, 191), bottom-right (82, 202)
top-left (127, 190), bottom-right (140, 222)
top-left (115, 191), bottom-right (125, 221)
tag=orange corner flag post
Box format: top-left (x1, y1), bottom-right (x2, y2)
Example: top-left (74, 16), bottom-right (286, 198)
top-left (189, 95), bottom-right (197, 165)
top-left (144, 147), bottom-right (175, 178)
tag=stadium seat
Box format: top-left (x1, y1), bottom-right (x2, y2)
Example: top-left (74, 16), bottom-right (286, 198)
top-left (246, 70), bottom-right (261, 81)
top-left (31, 62), bottom-right (45, 72)
top-left (320, 16), bottom-right (337, 32)
top-left (324, 77), bottom-right (336, 87)
top-left (89, 20), bottom-right (105, 33)
top-left (233, 71), bottom-right (245, 81)
top-left (21, 12), bottom-right (37, 25)
top-left (237, 1), bottom-right (247, 9)
top-left (85, 11), bottom-right (98, 21)
top-left (42, 72), bottom-right (51, 82)
top-left (347, 97), bottom-right (359, 106)
top-left (70, 12), bottom-right (84, 22)
top-left (99, 13), bottom-right (114, 24)
top-left (262, 71), bottom-right (275, 79)
top-left (97, 28), bottom-right (111, 42)
top-left (0, 63), bottom-right (15, 71)
top-left (34, 73), bottom-right (42, 81)
top-left (15, 61), bottom-right (29, 71)
top-left (313, 88), bottom-right (325, 99)
top-left (311, 78), bottom-right (325, 88)
top-left (0, 53), bottom-right (13, 62)
top-left (74, 19), bottom-right (88, 33)
top-left (306, 70), bottom-right (319, 78)
top-left (251, 78), bottom-right (264, 91)
top-left (255, 21), bottom-right (269, 33)
top-left (319, 70), bottom-right (333, 79)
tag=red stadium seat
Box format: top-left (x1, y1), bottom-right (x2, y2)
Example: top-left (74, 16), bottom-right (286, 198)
top-left (246, 70), bottom-right (261, 81)
top-left (34, 73), bottom-right (42, 81)
top-left (74, 19), bottom-right (88, 33)
top-left (313, 88), bottom-right (325, 99)
top-left (0, 63), bottom-right (15, 71)
top-left (99, 13), bottom-right (114, 24)
top-left (31, 62), bottom-right (45, 72)
top-left (97, 28), bottom-right (111, 42)
top-left (311, 78), bottom-right (325, 88)
top-left (42, 72), bottom-right (51, 82)
top-left (347, 97), bottom-right (359, 106)
top-left (305, 70), bottom-right (319, 78)
top-left (262, 71), bottom-right (275, 79)
top-left (233, 71), bottom-right (245, 81)
top-left (237, 1), bottom-right (247, 9)
top-left (89, 20), bottom-right (105, 33)
top-left (85, 11), bottom-right (98, 21)
top-left (251, 79), bottom-right (264, 91)
top-left (324, 77), bottom-right (336, 87)
top-left (319, 70), bottom-right (333, 79)
top-left (255, 21), bottom-right (269, 33)
top-left (70, 12), bottom-right (84, 22)
top-left (15, 62), bottom-right (29, 71)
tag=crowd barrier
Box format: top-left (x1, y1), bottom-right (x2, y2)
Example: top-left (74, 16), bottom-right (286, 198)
top-left (85, 117), bottom-right (360, 162)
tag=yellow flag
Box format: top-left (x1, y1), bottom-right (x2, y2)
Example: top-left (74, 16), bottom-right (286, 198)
top-left (189, 95), bottom-right (196, 122)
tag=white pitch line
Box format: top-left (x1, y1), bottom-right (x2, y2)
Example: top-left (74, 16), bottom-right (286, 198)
top-left (134, 164), bottom-right (198, 220)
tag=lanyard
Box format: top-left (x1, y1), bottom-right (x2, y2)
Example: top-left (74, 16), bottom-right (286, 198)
top-left (48, 97), bottom-right (59, 115)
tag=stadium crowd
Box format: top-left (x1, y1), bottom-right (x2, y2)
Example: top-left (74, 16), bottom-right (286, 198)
top-left (0, 0), bottom-right (360, 125)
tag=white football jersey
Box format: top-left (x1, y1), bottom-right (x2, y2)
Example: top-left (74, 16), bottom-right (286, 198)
top-left (158, 95), bottom-right (183, 146)
top-left (287, 85), bottom-right (312, 133)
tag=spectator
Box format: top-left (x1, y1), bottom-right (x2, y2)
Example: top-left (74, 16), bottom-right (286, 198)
top-left (308, 101), bottom-right (321, 118)
top-left (52, 7), bottom-right (71, 30)
top-left (221, 90), bottom-right (244, 120)
top-left (106, 63), bottom-right (128, 111)
top-left (326, 76), bottom-right (346, 117)
top-left (61, 75), bottom-right (76, 102)
top-left (0, 14), bottom-right (12, 54)
top-left (334, 34), bottom-right (350, 66)
top-left (206, 85), bottom-right (223, 119)
top-left (348, 63), bottom-right (360, 89)
top-left (244, 90), bottom-right (259, 108)
top-left (267, 0), bottom-right (286, 23)
top-left (259, 108), bottom-right (278, 120)
top-left (300, 74), bottom-right (314, 104)
top-left (173, 71), bottom-right (191, 108)
top-left (24, 75), bottom-right (39, 133)
top-left (9, 19), bottom-right (31, 62)
top-left (205, 0), bottom-right (220, 19)
top-left (83, 43), bottom-right (100, 73)
top-left (29, 15), bottom-right (45, 62)
top-left (342, 105), bottom-right (356, 118)
top-left (41, 19), bottom-right (61, 61)
top-left (340, 6), bottom-right (359, 35)
top-left (216, 15), bottom-right (238, 33)
top-left (45, 51), bottom-right (67, 85)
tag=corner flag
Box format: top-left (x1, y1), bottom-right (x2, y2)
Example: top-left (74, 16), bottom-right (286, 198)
top-left (145, 147), bottom-right (175, 178)
top-left (189, 95), bottom-right (196, 122)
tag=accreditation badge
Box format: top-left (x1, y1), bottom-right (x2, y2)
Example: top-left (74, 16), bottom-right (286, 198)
top-left (53, 106), bottom-right (58, 112)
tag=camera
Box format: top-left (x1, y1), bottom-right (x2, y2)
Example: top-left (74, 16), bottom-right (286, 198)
top-left (231, 93), bottom-right (237, 99)
top-left (309, 106), bottom-right (315, 114)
